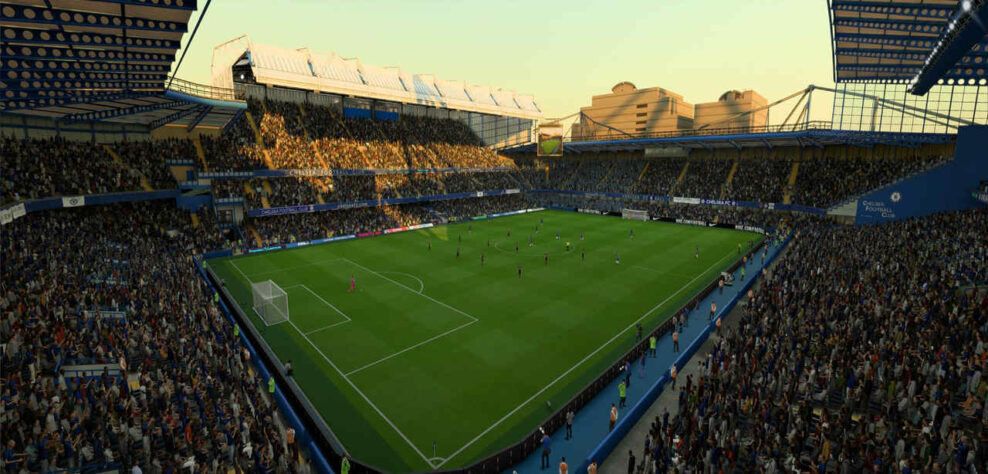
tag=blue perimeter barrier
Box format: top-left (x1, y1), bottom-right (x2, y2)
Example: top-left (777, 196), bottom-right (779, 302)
top-left (576, 232), bottom-right (794, 474)
top-left (247, 189), bottom-right (521, 217)
top-left (529, 189), bottom-right (825, 216)
top-left (0, 190), bottom-right (180, 225)
top-left (200, 166), bottom-right (514, 180)
top-left (195, 258), bottom-right (338, 474)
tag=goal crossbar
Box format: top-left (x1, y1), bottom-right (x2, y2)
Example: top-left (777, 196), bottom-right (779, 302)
top-left (252, 280), bottom-right (289, 326)
top-left (622, 208), bottom-right (649, 221)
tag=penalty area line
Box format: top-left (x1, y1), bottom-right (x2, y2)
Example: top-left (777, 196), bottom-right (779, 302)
top-left (287, 320), bottom-right (439, 469)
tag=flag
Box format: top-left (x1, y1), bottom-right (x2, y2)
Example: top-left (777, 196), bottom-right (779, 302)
top-left (11, 203), bottom-right (25, 219)
top-left (62, 196), bottom-right (85, 207)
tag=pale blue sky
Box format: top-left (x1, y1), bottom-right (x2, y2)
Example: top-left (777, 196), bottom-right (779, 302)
top-left (174, 0), bottom-right (836, 122)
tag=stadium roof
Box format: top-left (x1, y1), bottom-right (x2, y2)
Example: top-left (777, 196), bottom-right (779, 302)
top-left (211, 36), bottom-right (543, 121)
top-left (828, 0), bottom-right (988, 93)
top-left (502, 122), bottom-right (956, 155)
top-left (1, 0), bottom-right (246, 130)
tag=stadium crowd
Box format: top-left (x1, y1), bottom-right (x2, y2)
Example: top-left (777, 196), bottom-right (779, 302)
top-left (2, 138), bottom-right (150, 204)
top-left (723, 158), bottom-right (790, 204)
top-left (0, 202), bottom-right (304, 473)
top-left (512, 153), bottom-right (949, 209)
top-left (523, 193), bottom-right (818, 230)
top-left (674, 159), bottom-right (734, 199)
top-left (246, 195), bottom-right (526, 246)
top-left (199, 99), bottom-right (514, 172)
top-left (794, 155), bottom-right (949, 208)
top-left (208, 171), bottom-right (522, 210)
top-left (628, 209), bottom-right (987, 473)
top-left (113, 139), bottom-right (194, 190)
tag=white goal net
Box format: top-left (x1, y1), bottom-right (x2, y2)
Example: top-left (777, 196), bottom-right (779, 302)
top-left (252, 280), bottom-right (289, 326)
top-left (622, 208), bottom-right (649, 221)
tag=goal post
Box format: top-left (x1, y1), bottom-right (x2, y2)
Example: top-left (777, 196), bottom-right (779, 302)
top-left (622, 208), bottom-right (649, 221)
top-left (252, 280), bottom-right (289, 326)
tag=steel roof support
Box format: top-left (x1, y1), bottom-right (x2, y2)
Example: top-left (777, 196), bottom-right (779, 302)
top-left (62, 101), bottom-right (183, 125)
top-left (146, 105), bottom-right (205, 130)
top-left (187, 106), bottom-right (213, 131)
top-left (910, 1), bottom-right (988, 94)
top-left (222, 109), bottom-right (245, 134)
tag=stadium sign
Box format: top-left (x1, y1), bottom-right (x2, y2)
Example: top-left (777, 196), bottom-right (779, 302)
top-left (734, 224), bottom-right (767, 234)
top-left (860, 199), bottom-right (896, 219)
top-left (62, 196), bottom-right (86, 207)
top-left (644, 146), bottom-right (688, 158)
top-left (672, 196), bottom-right (737, 207)
top-left (674, 218), bottom-right (709, 227)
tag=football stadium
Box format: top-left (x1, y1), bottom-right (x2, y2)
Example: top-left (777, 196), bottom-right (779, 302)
top-left (1, 1), bottom-right (987, 473)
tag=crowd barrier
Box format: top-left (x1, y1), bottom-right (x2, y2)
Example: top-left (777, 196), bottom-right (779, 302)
top-left (529, 189), bottom-right (826, 216)
top-left (247, 189), bottom-right (521, 218)
top-left (242, 210), bottom-right (543, 254)
top-left (200, 166), bottom-right (514, 180)
top-left (198, 260), bottom-right (346, 474)
top-left (0, 190), bottom-right (180, 226)
top-left (579, 232), bottom-right (793, 474)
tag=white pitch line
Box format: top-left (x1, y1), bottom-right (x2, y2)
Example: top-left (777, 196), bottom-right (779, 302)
top-left (345, 319), bottom-right (476, 376)
top-left (435, 250), bottom-right (737, 467)
top-left (287, 320), bottom-right (437, 468)
top-left (304, 320), bottom-right (351, 335)
top-left (299, 284), bottom-right (351, 322)
top-left (230, 260), bottom-right (252, 283)
top-left (342, 258), bottom-right (478, 323)
top-left (280, 284), bottom-right (352, 333)
top-left (380, 271), bottom-right (425, 294)
top-left (230, 262), bottom-right (431, 465)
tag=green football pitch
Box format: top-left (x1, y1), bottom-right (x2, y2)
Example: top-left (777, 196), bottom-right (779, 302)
top-left (539, 138), bottom-right (561, 155)
top-left (209, 210), bottom-right (759, 471)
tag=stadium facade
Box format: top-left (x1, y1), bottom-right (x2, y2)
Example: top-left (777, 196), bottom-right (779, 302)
top-left (211, 35), bottom-right (542, 149)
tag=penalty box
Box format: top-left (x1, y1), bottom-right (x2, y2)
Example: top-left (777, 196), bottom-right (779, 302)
top-left (274, 258), bottom-right (478, 375)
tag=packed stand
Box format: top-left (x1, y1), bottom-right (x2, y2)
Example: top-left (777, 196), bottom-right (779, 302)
top-left (113, 139), bottom-right (190, 189)
top-left (246, 195), bottom-right (527, 247)
top-left (634, 209), bottom-right (987, 473)
top-left (200, 98), bottom-right (514, 172)
top-left (524, 193), bottom-right (819, 229)
top-left (793, 155), bottom-right (948, 208)
top-left (2, 138), bottom-right (145, 204)
top-left (675, 158), bottom-right (734, 198)
top-left (723, 157), bottom-right (790, 203)
top-left (631, 158), bottom-right (687, 196)
top-left (209, 171), bottom-right (522, 210)
top-left (597, 160), bottom-right (646, 194)
top-left (0, 202), bottom-right (306, 473)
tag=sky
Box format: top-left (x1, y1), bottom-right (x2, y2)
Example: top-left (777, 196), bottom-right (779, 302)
top-left (172, 0), bottom-right (837, 123)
